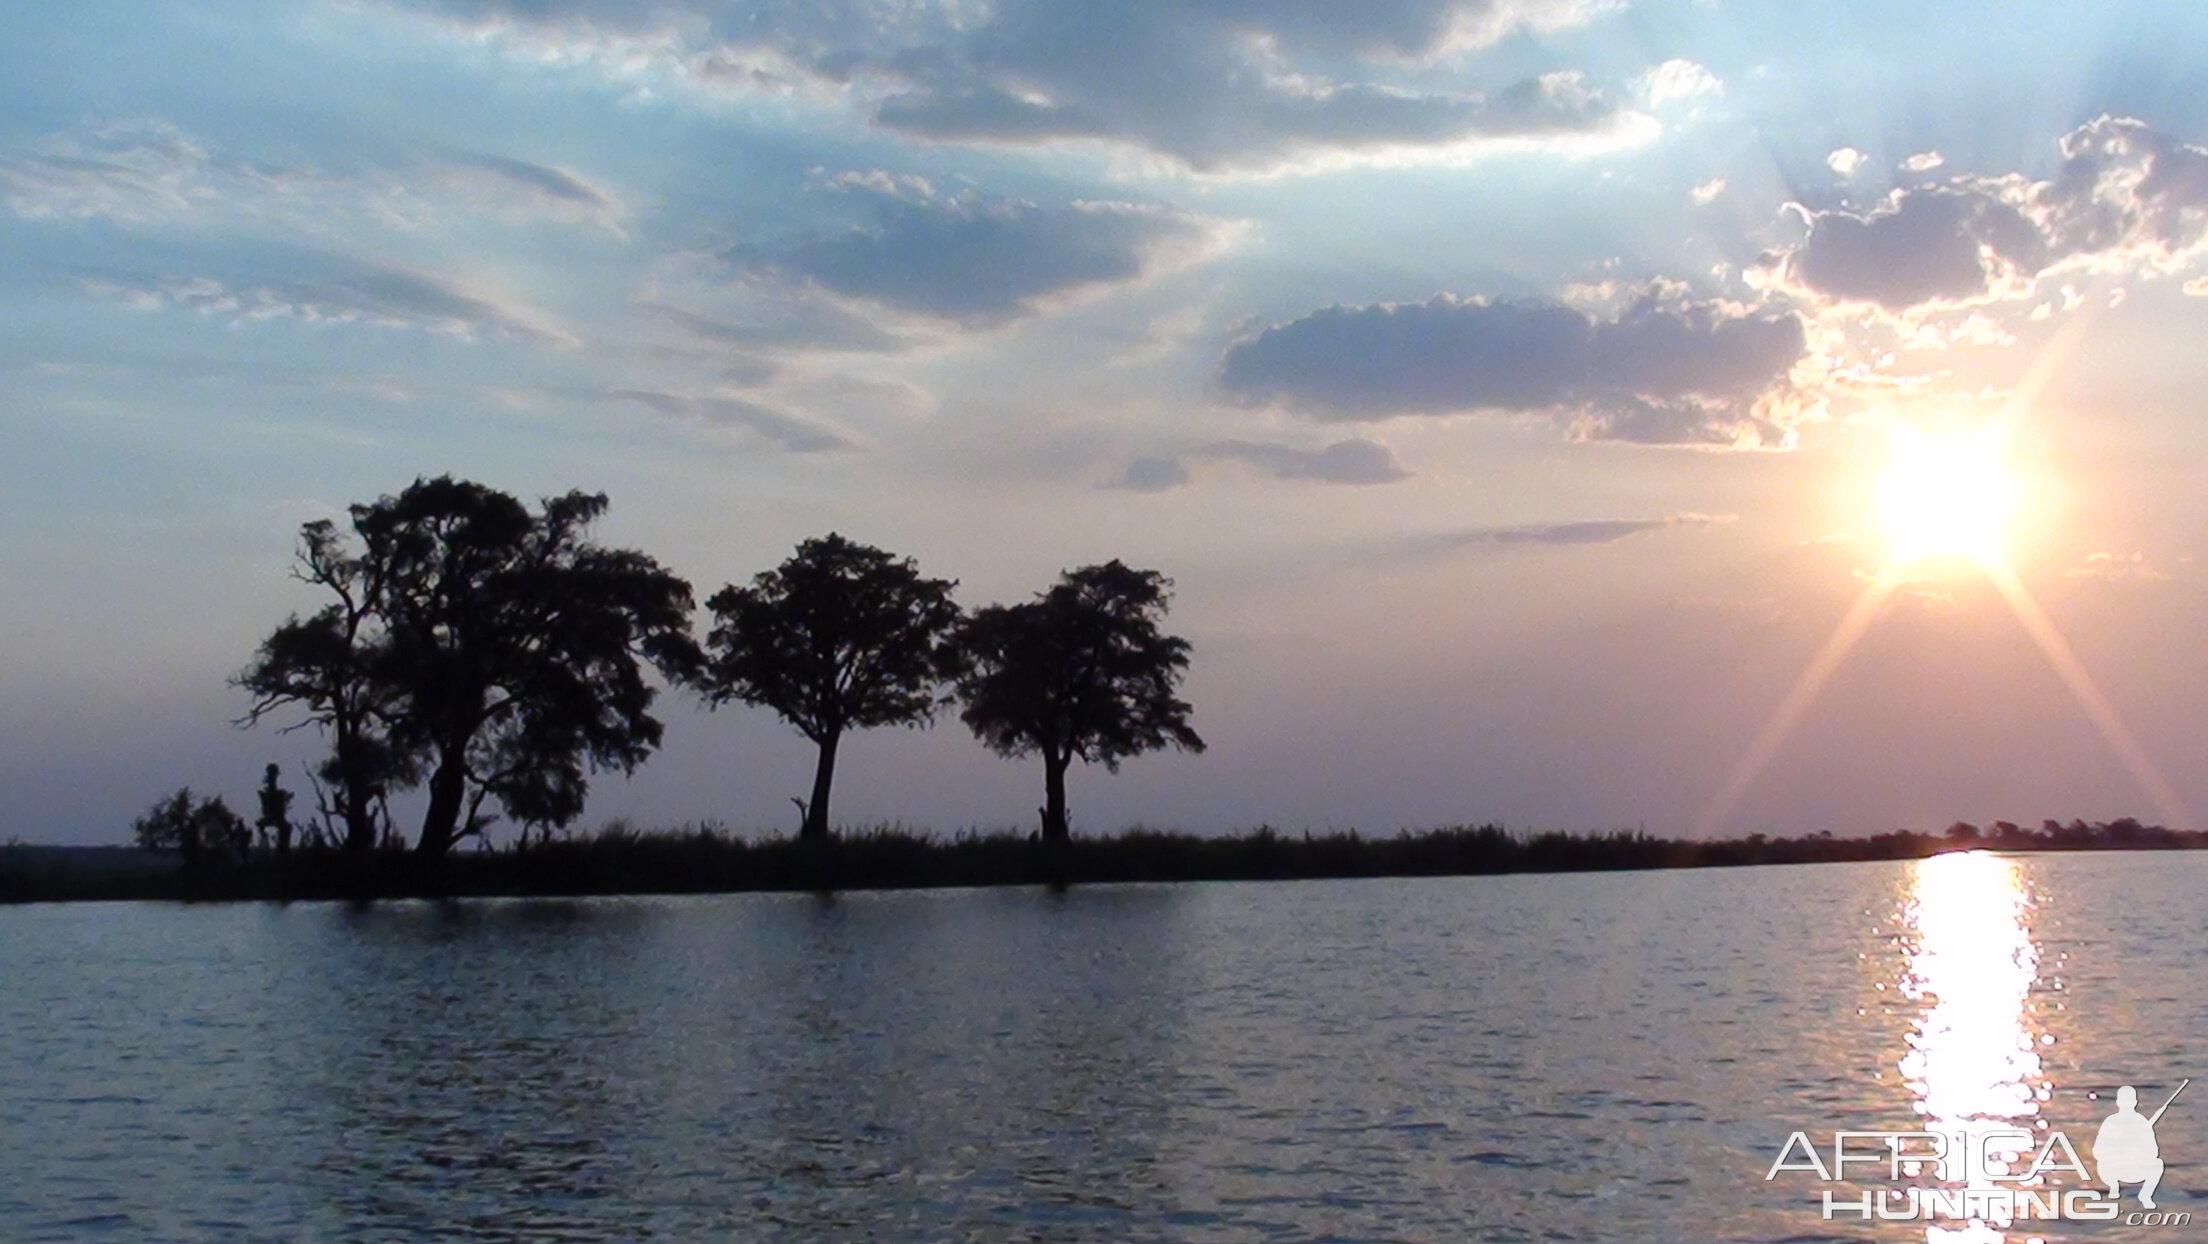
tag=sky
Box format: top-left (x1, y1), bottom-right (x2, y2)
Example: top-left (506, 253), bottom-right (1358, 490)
top-left (9, 0), bottom-right (2208, 846)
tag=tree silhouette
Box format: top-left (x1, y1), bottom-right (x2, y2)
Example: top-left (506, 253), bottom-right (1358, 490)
top-left (237, 519), bottom-right (414, 853)
top-left (951, 561), bottom-right (1204, 842)
top-left (240, 477), bottom-right (698, 856)
top-left (697, 534), bottom-right (961, 841)
top-left (133, 787), bottom-right (249, 869)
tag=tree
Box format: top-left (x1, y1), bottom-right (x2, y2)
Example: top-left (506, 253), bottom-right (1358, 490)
top-left (237, 519), bottom-right (413, 853)
top-left (133, 787), bottom-right (249, 869)
top-left (696, 534), bottom-right (961, 841)
top-left (951, 561), bottom-right (1205, 842)
top-left (239, 477), bottom-right (699, 856)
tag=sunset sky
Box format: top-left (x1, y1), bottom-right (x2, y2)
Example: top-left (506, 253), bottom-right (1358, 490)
top-left (9, 0), bottom-right (2208, 845)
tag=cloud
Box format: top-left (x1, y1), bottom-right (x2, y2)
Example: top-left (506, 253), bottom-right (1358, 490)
top-left (1111, 456), bottom-right (1194, 493)
top-left (1401, 512), bottom-right (1733, 555)
top-left (1689, 177), bottom-right (1726, 206)
top-left (1200, 438), bottom-right (1412, 483)
top-left (363, 0), bottom-right (1634, 173)
top-left (2064, 551), bottom-right (2172, 583)
top-left (1785, 188), bottom-right (2044, 311)
top-left (0, 119), bottom-right (630, 242)
top-left (0, 119), bottom-right (218, 221)
top-left (88, 265), bottom-right (575, 345)
top-left (1638, 59), bottom-right (1721, 108)
top-left (738, 177), bottom-right (1223, 326)
top-left (1826, 146), bottom-right (1869, 179)
top-left (1110, 438), bottom-right (1410, 490)
top-left (1900, 150), bottom-right (1945, 173)
top-left (1217, 287), bottom-right (1805, 445)
top-left (610, 388), bottom-right (855, 452)
top-left (644, 296), bottom-right (908, 355)
top-left (434, 151), bottom-right (627, 234)
top-left (1775, 116), bottom-right (2208, 314)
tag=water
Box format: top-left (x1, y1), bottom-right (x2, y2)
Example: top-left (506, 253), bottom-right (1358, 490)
top-left (2, 852), bottom-right (2203, 1242)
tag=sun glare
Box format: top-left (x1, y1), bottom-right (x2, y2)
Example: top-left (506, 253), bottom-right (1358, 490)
top-left (1876, 426), bottom-right (2024, 568)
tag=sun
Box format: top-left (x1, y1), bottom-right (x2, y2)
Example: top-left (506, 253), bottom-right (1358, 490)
top-left (1875, 425), bottom-right (2024, 568)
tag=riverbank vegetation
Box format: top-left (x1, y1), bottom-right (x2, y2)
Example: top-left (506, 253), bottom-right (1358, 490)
top-left (5, 817), bottom-right (2201, 904)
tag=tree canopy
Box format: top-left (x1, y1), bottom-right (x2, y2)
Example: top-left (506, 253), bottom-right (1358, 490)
top-left (239, 477), bottom-right (698, 855)
top-left (696, 533), bottom-right (961, 840)
top-left (951, 560), bottom-right (1204, 841)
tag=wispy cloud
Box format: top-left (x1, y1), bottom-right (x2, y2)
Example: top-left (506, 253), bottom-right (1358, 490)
top-left (1396, 512), bottom-right (1734, 555)
top-left (1110, 438), bottom-right (1411, 490)
top-left (86, 264), bottom-right (576, 346)
top-left (610, 388), bottom-right (855, 453)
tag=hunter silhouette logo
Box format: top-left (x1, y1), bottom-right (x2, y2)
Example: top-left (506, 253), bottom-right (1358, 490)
top-left (2094, 1079), bottom-right (2186, 1208)
top-left (1767, 1076), bottom-right (2194, 1227)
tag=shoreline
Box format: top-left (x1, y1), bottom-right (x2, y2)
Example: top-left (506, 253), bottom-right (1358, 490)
top-left (3, 819), bottom-right (2197, 904)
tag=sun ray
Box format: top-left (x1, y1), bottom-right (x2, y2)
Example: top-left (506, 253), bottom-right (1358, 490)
top-left (1695, 566), bottom-right (1905, 837)
top-left (1983, 558), bottom-right (2188, 829)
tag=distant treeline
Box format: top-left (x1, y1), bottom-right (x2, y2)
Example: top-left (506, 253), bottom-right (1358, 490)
top-left (7, 818), bottom-right (2202, 904)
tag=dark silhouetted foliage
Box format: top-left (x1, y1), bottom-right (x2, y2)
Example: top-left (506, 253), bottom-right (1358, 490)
top-left (952, 561), bottom-right (1204, 842)
top-left (236, 518), bottom-right (414, 852)
top-left (132, 787), bottom-right (249, 869)
top-left (19, 815), bottom-right (2208, 904)
top-left (696, 534), bottom-right (961, 840)
top-left (239, 477), bottom-right (699, 857)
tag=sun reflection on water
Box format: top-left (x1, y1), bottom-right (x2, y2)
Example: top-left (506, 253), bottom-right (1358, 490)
top-left (1899, 851), bottom-right (2049, 1244)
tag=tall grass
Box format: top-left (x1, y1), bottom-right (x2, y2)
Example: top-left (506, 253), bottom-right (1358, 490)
top-left (4, 816), bottom-right (2198, 903)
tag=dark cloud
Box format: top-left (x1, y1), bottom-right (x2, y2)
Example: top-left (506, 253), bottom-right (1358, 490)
top-left (369, 0), bottom-right (1622, 171)
top-left (740, 179), bottom-right (1216, 326)
top-left (1782, 116), bottom-right (2208, 312)
top-left (449, 151), bottom-right (615, 210)
top-left (1110, 456), bottom-right (1193, 493)
top-left (1402, 512), bottom-right (1731, 555)
top-left (1786, 189), bottom-right (2043, 311)
top-left (1218, 291), bottom-right (1803, 445)
top-left (1110, 438), bottom-right (1410, 490)
top-left (611, 388), bottom-right (854, 452)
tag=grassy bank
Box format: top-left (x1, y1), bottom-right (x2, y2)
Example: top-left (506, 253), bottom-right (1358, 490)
top-left (2, 817), bottom-right (2199, 903)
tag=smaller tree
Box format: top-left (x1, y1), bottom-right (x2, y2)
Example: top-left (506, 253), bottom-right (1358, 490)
top-left (951, 561), bottom-right (1204, 842)
top-left (133, 788), bottom-right (250, 869)
top-left (697, 534), bottom-right (961, 840)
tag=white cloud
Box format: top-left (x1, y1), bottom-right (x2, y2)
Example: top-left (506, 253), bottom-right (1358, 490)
top-left (1826, 146), bottom-right (1869, 179)
top-left (1900, 150), bottom-right (1945, 173)
top-left (1638, 58), bottom-right (1722, 108)
top-left (1689, 177), bottom-right (1726, 206)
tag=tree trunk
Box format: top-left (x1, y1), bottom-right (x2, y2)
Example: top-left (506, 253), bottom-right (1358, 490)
top-left (1041, 748), bottom-right (1071, 843)
top-left (803, 729), bottom-right (841, 841)
top-left (335, 729), bottom-right (379, 854)
top-left (340, 781), bottom-right (378, 854)
top-left (416, 751), bottom-right (468, 856)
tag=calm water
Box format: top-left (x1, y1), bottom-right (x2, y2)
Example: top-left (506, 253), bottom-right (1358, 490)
top-left (3, 852), bottom-right (2203, 1242)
